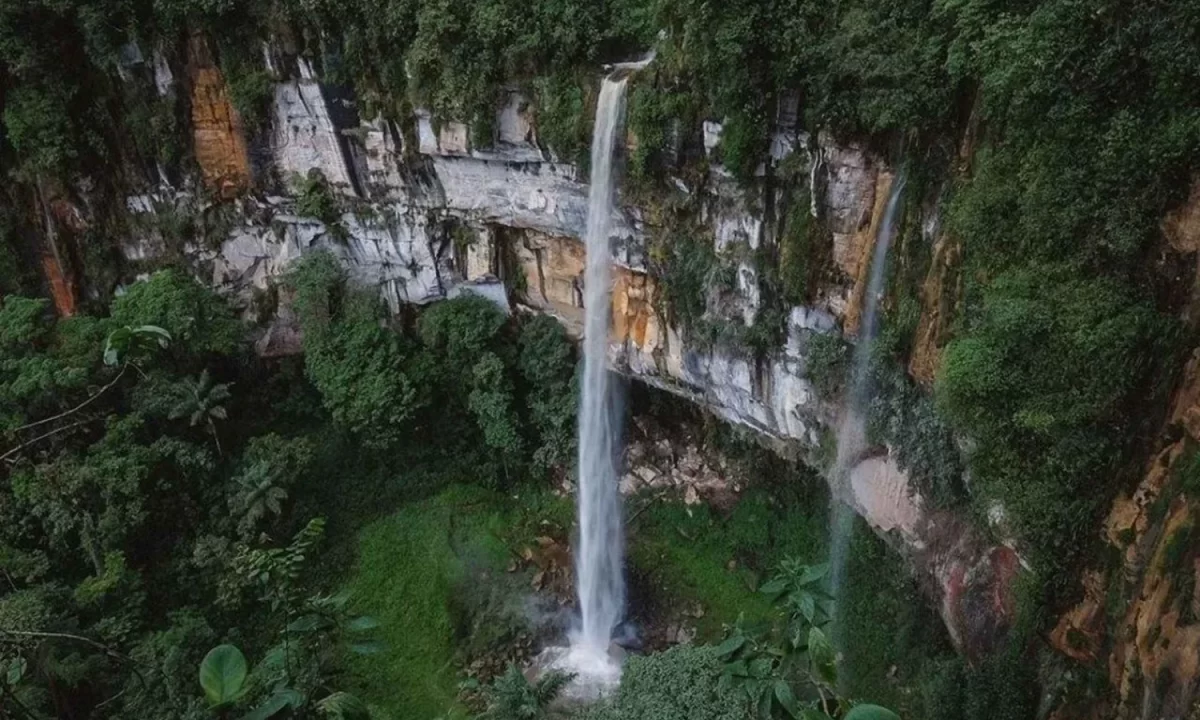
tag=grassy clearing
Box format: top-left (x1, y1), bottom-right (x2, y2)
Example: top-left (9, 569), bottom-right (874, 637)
top-left (342, 487), bottom-right (491, 718)
top-left (629, 484), bottom-right (955, 715)
top-left (329, 440), bottom-right (953, 719)
top-left (338, 484), bottom-right (572, 719)
top-left (628, 488), bottom-right (828, 640)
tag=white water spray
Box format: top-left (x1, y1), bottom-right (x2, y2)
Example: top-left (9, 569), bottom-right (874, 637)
top-left (828, 172), bottom-right (907, 650)
top-left (569, 75), bottom-right (630, 680)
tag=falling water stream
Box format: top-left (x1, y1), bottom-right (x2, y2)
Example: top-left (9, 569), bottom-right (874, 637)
top-left (529, 74), bottom-right (633, 696)
top-left (573, 75), bottom-right (629, 668)
top-left (828, 171), bottom-right (907, 655)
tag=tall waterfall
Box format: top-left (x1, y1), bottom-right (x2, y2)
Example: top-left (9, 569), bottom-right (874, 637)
top-left (828, 172), bottom-right (907, 652)
top-left (572, 76), bottom-right (629, 668)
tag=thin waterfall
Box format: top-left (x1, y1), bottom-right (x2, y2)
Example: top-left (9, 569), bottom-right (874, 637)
top-left (827, 172), bottom-right (907, 654)
top-left (572, 75), bottom-right (629, 667)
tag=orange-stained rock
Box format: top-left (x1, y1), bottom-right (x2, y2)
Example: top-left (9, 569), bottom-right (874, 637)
top-left (1163, 177), bottom-right (1200, 254)
top-left (909, 232), bottom-right (962, 386)
top-left (1050, 570), bottom-right (1107, 663)
top-left (38, 190), bottom-right (83, 317)
top-left (40, 252), bottom-right (76, 317)
top-left (187, 34), bottom-right (251, 197)
top-left (1064, 349), bottom-right (1200, 720)
top-left (843, 171), bottom-right (894, 336)
top-left (48, 197), bottom-right (88, 234)
top-left (1106, 351), bottom-right (1200, 565)
top-left (1108, 498), bottom-right (1200, 720)
top-left (511, 230), bottom-right (585, 331)
top-left (612, 268), bottom-right (657, 350)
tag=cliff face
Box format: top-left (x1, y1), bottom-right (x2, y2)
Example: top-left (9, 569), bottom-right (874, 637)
top-left (29, 42), bottom-right (1018, 659)
top-left (1045, 189), bottom-right (1200, 720)
top-left (116, 50), bottom-right (1030, 661)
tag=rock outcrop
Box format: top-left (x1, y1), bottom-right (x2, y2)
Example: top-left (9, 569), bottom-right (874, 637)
top-left (1052, 349), bottom-right (1200, 719)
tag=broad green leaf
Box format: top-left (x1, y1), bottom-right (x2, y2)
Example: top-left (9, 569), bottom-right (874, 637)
top-left (756, 685), bottom-right (773, 720)
top-left (807, 627), bottom-right (837, 687)
top-left (797, 562), bottom-right (829, 586)
top-left (749, 657), bottom-right (774, 679)
top-left (799, 592), bottom-right (817, 622)
top-left (774, 679), bottom-right (801, 719)
top-left (316, 691), bottom-right (370, 719)
top-left (347, 615), bottom-right (380, 632)
top-left (240, 689), bottom-right (303, 720)
top-left (349, 640), bottom-right (385, 655)
top-left (7, 657), bottom-right (27, 685)
top-left (759, 578), bottom-right (787, 595)
top-left (801, 711), bottom-right (835, 720)
top-left (287, 614), bottom-right (325, 633)
top-left (844, 704), bottom-right (902, 720)
top-left (716, 634), bottom-right (746, 658)
top-left (199, 644), bottom-right (248, 706)
top-left (724, 659), bottom-right (749, 677)
top-left (133, 325), bottom-right (172, 346)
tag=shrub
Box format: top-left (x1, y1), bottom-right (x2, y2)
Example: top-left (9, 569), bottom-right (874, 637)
top-left (111, 269), bottom-right (243, 357)
top-left (287, 253), bottom-right (422, 449)
top-left (3, 83), bottom-right (79, 176)
top-left (533, 74), bottom-right (590, 166)
top-left (294, 170), bottom-right (343, 231)
top-left (583, 645), bottom-right (745, 720)
top-left (937, 262), bottom-right (1177, 591)
top-left (805, 332), bottom-right (849, 399)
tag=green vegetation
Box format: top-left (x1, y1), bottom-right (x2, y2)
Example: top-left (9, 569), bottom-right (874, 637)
top-left (4, 0), bottom-right (1200, 717)
top-left (294, 170), bottom-right (347, 239)
top-left (584, 645), bottom-right (745, 720)
top-left (937, 266), bottom-right (1177, 588)
top-left (0, 254), bottom-right (584, 718)
top-left (343, 488), bottom-right (502, 718)
top-left (840, 521), bottom-right (955, 713)
top-left (477, 665), bottom-right (574, 720)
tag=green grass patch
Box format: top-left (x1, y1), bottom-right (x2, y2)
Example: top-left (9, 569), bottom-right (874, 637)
top-left (628, 488), bottom-right (827, 640)
top-left (341, 485), bottom-right (515, 719)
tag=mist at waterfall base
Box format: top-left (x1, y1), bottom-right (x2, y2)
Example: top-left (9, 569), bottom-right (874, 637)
top-left (827, 173), bottom-right (907, 656)
top-left (538, 76), bottom-right (631, 695)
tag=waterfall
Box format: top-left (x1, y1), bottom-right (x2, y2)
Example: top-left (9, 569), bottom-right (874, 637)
top-left (571, 75), bottom-right (629, 674)
top-left (827, 171), bottom-right (907, 654)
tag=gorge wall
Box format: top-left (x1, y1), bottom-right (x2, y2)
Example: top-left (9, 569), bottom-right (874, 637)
top-left (14, 29), bottom-right (1200, 720)
top-left (39, 36), bottom-right (1016, 664)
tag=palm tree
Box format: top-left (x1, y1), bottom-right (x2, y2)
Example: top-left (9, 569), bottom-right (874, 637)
top-left (231, 460), bottom-right (288, 536)
top-left (169, 369), bottom-right (231, 455)
top-left (479, 665), bottom-right (574, 720)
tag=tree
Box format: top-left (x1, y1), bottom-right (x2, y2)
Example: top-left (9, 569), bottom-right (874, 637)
top-left (288, 253), bottom-right (423, 449)
top-left (468, 352), bottom-right (524, 485)
top-left (517, 316), bottom-right (577, 472)
top-left (477, 665), bottom-right (574, 720)
top-left (168, 370), bottom-right (232, 456)
top-left (110, 270), bottom-right (242, 358)
top-left (229, 434), bottom-right (314, 538)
